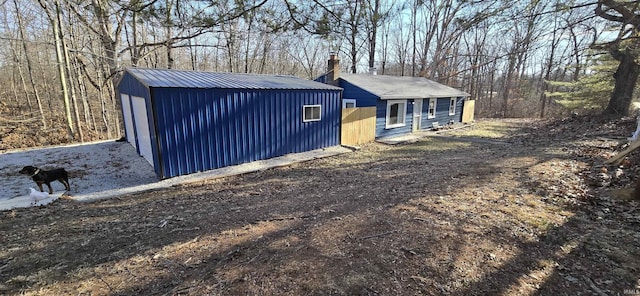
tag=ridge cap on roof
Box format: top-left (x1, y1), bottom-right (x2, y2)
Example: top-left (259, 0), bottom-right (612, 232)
top-left (338, 73), bottom-right (469, 98)
top-left (123, 66), bottom-right (342, 90)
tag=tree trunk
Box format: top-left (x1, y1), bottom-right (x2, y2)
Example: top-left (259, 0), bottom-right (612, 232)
top-left (540, 18), bottom-right (559, 118)
top-left (9, 70), bottom-right (19, 113)
top-left (411, 0), bottom-right (417, 76)
top-left (489, 64), bottom-right (495, 114)
top-left (367, 0), bottom-right (381, 70)
top-left (604, 51), bottom-right (640, 117)
top-left (59, 11), bottom-right (83, 142)
top-left (14, 55), bottom-right (32, 112)
top-left (165, 0), bottom-right (174, 69)
top-left (502, 53), bottom-right (517, 117)
top-left (50, 0), bottom-right (74, 139)
top-left (14, 0), bottom-right (45, 127)
top-left (41, 65), bottom-right (54, 113)
top-left (244, 27), bottom-right (251, 73)
top-left (350, 36), bottom-right (358, 74)
top-left (65, 50), bottom-right (84, 142)
top-left (76, 67), bottom-right (94, 130)
top-left (129, 9), bottom-right (140, 66)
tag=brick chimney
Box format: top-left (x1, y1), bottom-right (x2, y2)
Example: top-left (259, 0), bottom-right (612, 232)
top-left (327, 53), bottom-right (340, 86)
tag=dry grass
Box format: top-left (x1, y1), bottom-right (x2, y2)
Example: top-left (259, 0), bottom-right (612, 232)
top-left (1, 117), bottom-right (639, 295)
top-left (445, 119), bottom-right (532, 139)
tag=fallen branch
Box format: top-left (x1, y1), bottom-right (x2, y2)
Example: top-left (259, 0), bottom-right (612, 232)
top-left (0, 115), bottom-right (38, 123)
top-left (168, 227), bottom-right (201, 234)
top-left (257, 215), bottom-right (314, 223)
top-left (94, 271), bottom-right (115, 293)
top-left (359, 230), bottom-right (397, 240)
top-left (606, 139), bottom-right (640, 164)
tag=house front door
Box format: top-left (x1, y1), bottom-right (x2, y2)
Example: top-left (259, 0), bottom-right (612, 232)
top-left (413, 99), bottom-right (423, 132)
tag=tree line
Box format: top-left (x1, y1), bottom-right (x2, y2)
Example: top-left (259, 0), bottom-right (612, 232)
top-left (0, 0), bottom-right (638, 147)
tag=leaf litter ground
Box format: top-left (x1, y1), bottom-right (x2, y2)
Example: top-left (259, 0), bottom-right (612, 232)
top-left (1, 117), bottom-right (639, 295)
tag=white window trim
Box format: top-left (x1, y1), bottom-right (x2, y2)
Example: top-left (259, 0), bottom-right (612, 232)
top-left (449, 98), bottom-right (456, 115)
top-left (343, 99), bottom-right (357, 109)
top-left (385, 99), bottom-right (407, 129)
top-left (303, 105), bottom-right (322, 122)
top-left (428, 98), bottom-right (437, 119)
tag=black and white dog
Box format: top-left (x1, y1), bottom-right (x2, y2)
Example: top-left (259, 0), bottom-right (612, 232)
top-left (19, 165), bottom-right (71, 194)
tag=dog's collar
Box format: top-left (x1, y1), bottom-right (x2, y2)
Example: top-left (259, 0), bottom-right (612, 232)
top-left (30, 169), bottom-right (40, 177)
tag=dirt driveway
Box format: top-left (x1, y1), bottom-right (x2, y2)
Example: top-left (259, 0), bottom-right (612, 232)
top-left (1, 118), bottom-right (639, 295)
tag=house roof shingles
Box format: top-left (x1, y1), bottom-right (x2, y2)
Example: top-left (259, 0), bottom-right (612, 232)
top-left (125, 67), bottom-right (342, 91)
top-left (340, 74), bottom-right (469, 99)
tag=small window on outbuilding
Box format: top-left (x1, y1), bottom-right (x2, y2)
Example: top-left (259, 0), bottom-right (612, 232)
top-left (303, 105), bottom-right (322, 122)
top-left (343, 99), bottom-right (356, 109)
top-left (428, 98), bottom-right (436, 119)
top-left (386, 100), bottom-right (407, 128)
top-left (449, 98), bottom-right (456, 115)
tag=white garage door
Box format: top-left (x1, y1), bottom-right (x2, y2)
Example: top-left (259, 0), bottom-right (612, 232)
top-left (131, 96), bottom-right (154, 167)
top-left (120, 94), bottom-right (136, 149)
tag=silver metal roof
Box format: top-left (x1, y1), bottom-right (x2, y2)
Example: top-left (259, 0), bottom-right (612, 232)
top-left (340, 74), bottom-right (469, 99)
top-left (125, 67), bottom-right (342, 90)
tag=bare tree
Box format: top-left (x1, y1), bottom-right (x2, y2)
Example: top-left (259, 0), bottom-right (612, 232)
top-left (342, 0), bottom-right (367, 73)
top-left (12, 0), bottom-right (47, 127)
top-left (460, 17), bottom-right (490, 101)
top-left (38, 0), bottom-right (74, 139)
top-left (539, 7), bottom-right (562, 118)
top-left (363, 0), bottom-right (395, 71)
top-left (417, 0), bottom-right (466, 80)
top-left (65, 0), bottom-right (127, 138)
top-left (379, 22), bottom-right (390, 74)
top-left (498, 0), bottom-right (546, 117)
top-left (409, 0), bottom-right (418, 76)
top-left (287, 33), bottom-right (329, 79)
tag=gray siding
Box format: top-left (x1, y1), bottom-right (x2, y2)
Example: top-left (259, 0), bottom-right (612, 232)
top-left (420, 97), bottom-right (464, 129)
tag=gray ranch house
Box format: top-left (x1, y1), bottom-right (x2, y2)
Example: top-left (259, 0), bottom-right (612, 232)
top-left (319, 55), bottom-right (471, 139)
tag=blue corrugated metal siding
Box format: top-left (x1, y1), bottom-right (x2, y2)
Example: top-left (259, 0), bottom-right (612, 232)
top-left (375, 99), bottom-right (414, 138)
top-left (419, 97), bottom-right (464, 129)
top-left (152, 88), bottom-right (341, 178)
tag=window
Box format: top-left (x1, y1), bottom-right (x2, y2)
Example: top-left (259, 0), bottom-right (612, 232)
top-left (343, 99), bottom-right (356, 109)
top-left (303, 105), bottom-right (321, 122)
top-left (449, 98), bottom-right (456, 115)
top-left (385, 100), bottom-right (407, 128)
top-left (428, 98), bottom-right (436, 119)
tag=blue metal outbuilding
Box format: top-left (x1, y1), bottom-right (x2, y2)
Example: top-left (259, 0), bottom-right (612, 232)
top-left (117, 67), bottom-right (343, 179)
